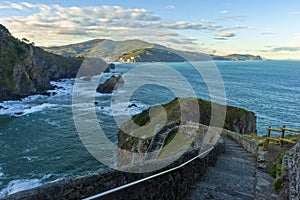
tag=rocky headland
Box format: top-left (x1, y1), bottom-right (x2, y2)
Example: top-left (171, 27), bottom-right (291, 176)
top-left (117, 97), bottom-right (256, 166)
top-left (0, 24), bottom-right (83, 101)
top-left (0, 24), bottom-right (116, 102)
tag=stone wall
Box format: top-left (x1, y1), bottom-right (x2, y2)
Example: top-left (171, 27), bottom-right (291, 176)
top-left (2, 141), bottom-right (225, 200)
top-left (280, 141), bottom-right (300, 200)
top-left (222, 129), bottom-right (259, 156)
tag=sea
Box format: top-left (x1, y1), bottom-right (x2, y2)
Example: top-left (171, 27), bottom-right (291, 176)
top-left (0, 60), bottom-right (299, 197)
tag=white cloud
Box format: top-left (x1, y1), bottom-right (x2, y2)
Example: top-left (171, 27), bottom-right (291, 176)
top-left (215, 32), bottom-right (236, 37)
top-left (0, 2), bottom-right (250, 48)
top-left (219, 10), bottom-right (229, 14)
top-left (166, 5), bottom-right (175, 9)
top-left (219, 15), bottom-right (246, 20)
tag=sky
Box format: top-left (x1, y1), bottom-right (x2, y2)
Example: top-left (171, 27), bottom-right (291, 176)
top-left (0, 0), bottom-right (300, 59)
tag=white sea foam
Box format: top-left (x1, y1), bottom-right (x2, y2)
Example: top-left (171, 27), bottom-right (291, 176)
top-left (0, 174), bottom-right (58, 197)
top-left (97, 101), bottom-right (149, 117)
top-left (0, 102), bottom-right (58, 117)
top-left (0, 167), bottom-right (3, 178)
top-left (22, 156), bottom-right (39, 161)
top-left (0, 179), bottom-right (42, 197)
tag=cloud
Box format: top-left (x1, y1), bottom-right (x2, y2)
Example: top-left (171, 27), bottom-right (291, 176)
top-left (219, 10), bottom-right (229, 14)
top-left (271, 47), bottom-right (300, 52)
top-left (215, 32), bottom-right (236, 37)
top-left (0, 2), bottom-right (251, 47)
top-left (217, 25), bottom-right (249, 31)
top-left (167, 38), bottom-right (199, 45)
top-left (219, 15), bottom-right (246, 20)
top-left (261, 32), bottom-right (276, 35)
top-left (214, 37), bottom-right (229, 40)
top-left (166, 5), bottom-right (175, 9)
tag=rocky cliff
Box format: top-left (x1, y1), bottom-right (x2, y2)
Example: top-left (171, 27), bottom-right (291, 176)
top-left (0, 24), bottom-right (83, 101)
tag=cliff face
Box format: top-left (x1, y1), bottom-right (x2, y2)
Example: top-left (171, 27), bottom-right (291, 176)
top-left (0, 25), bottom-right (82, 101)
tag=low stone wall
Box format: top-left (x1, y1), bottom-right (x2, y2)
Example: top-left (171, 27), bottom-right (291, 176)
top-left (2, 141), bottom-right (225, 200)
top-left (280, 141), bottom-right (300, 200)
top-left (222, 129), bottom-right (259, 156)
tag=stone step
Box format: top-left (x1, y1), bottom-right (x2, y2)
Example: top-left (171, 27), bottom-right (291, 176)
top-left (183, 136), bottom-right (260, 200)
top-left (213, 156), bottom-right (256, 176)
top-left (185, 184), bottom-right (252, 200)
top-left (202, 168), bottom-right (255, 196)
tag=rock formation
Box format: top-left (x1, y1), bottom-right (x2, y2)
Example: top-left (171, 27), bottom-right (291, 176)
top-left (96, 75), bottom-right (124, 93)
top-left (0, 24), bottom-right (83, 101)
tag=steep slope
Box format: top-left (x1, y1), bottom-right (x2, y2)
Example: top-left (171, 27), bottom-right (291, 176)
top-left (0, 24), bottom-right (83, 101)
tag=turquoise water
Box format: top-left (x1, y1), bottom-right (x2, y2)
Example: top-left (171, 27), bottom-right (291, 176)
top-left (0, 60), bottom-right (299, 196)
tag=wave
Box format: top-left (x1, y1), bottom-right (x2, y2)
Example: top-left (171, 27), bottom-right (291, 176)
top-left (0, 179), bottom-right (41, 197)
top-left (0, 174), bottom-right (61, 198)
top-left (97, 101), bottom-right (149, 117)
top-left (0, 103), bottom-right (59, 117)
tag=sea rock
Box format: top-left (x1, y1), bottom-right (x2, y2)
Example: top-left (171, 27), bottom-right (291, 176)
top-left (128, 103), bottom-right (138, 108)
top-left (96, 75), bottom-right (124, 93)
top-left (0, 105), bottom-right (6, 109)
top-left (108, 63), bottom-right (116, 69)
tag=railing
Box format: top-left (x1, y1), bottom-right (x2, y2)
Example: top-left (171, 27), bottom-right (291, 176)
top-left (83, 146), bottom-right (214, 200)
top-left (263, 125), bottom-right (299, 151)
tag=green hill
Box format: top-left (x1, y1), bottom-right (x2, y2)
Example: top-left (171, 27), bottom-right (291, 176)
top-left (45, 39), bottom-right (263, 62)
top-left (44, 39), bottom-right (164, 60)
top-left (117, 48), bottom-right (185, 62)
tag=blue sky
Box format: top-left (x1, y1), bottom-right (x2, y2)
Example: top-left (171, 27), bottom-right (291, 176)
top-left (0, 0), bottom-right (300, 59)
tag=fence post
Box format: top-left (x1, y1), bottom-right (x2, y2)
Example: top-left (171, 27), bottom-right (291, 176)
top-left (263, 126), bottom-right (271, 151)
top-left (280, 125), bottom-right (286, 147)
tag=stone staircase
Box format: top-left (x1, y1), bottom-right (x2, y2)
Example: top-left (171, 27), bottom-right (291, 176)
top-left (184, 136), bottom-right (278, 200)
top-left (143, 121), bottom-right (180, 161)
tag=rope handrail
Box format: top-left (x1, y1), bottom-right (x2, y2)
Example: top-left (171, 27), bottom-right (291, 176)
top-left (83, 146), bottom-right (214, 200)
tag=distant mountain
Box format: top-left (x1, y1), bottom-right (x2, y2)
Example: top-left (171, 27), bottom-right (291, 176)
top-left (43, 39), bottom-right (105, 57)
top-left (45, 39), bottom-right (262, 62)
top-left (44, 39), bottom-right (164, 60)
top-left (212, 54), bottom-right (262, 61)
top-left (117, 48), bottom-right (185, 62)
top-left (0, 24), bottom-right (83, 101)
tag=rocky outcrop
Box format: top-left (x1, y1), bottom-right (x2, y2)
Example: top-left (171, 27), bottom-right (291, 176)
top-left (96, 75), bottom-right (124, 93)
top-left (0, 24), bottom-right (83, 101)
top-left (279, 140), bottom-right (300, 200)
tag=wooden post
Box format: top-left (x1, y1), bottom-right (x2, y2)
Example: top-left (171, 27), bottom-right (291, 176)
top-left (263, 126), bottom-right (271, 151)
top-left (280, 125), bottom-right (286, 147)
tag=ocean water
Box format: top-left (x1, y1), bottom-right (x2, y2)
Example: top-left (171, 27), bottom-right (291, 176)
top-left (0, 60), bottom-right (299, 196)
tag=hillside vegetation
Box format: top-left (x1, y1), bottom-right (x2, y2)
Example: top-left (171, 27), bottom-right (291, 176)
top-left (0, 24), bottom-right (83, 101)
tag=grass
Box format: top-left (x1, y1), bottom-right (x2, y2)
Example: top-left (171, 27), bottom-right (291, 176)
top-left (273, 178), bottom-right (283, 193)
